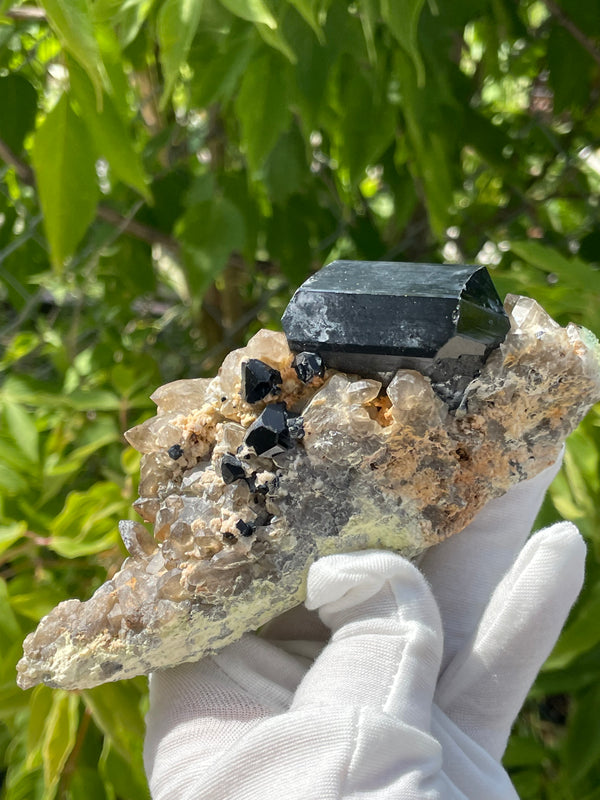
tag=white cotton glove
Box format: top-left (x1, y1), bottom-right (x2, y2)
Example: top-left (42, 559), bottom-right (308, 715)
top-left (144, 459), bottom-right (586, 800)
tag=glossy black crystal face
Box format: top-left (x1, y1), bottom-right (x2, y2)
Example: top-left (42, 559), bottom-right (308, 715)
top-left (281, 260), bottom-right (510, 375)
top-left (241, 359), bottom-right (282, 404)
top-left (244, 403), bottom-right (293, 457)
top-left (293, 351), bottom-right (324, 383)
top-left (220, 454), bottom-right (246, 484)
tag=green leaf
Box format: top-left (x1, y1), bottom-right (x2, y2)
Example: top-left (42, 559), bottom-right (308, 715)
top-left (178, 195), bottom-right (245, 295)
top-left (544, 581), bottom-right (600, 670)
top-left (0, 462), bottom-right (28, 494)
top-left (255, 21), bottom-right (297, 62)
top-left (99, 742), bottom-right (151, 800)
top-left (2, 402), bottom-right (39, 463)
top-left (9, 587), bottom-right (68, 621)
top-left (0, 578), bottom-right (21, 642)
top-left (235, 51), bottom-right (291, 172)
top-left (41, 691), bottom-right (79, 798)
top-left (263, 125), bottom-right (307, 202)
top-left (26, 685), bottom-right (54, 770)
top-left (31, 94), bottom-right (100, 270)
top-left (39, 0), bottom-right (108, 100)
top-left (188, 29), bottom-right (257, 108)
top-left (331, 63), bottom-right (396, 183)
top-left (68, 59), bottom-right (150, 199)
top-left (158, 0), bottom-right (206, 106)
top-left (0, 75), bottom-right (38, 155)
top-left (380, 0), bottom-right (426, 85)
top-left (218, 0), bottom-right (276, 28)
top-left (83, 681), bottom-right (145, 759)
top-left (509, 240), bottom-right (600, 293)
top-left (564, 681), bottom-right (600, 786)
top-left (287, 0), bottom-right (324, 42)
top-left (358, 0), bottom-right (378, 63)
top-left (48, 481), bottom-right (124, 557)
top-left (0, 522), bottom-right (26, 555)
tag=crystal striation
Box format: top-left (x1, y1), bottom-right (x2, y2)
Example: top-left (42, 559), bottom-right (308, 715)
top-left (16, 293), bottom-right (600, 691)
top-left (282, 261), bottom-right (511, 377)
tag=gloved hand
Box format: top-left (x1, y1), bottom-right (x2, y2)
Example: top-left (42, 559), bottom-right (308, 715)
top-left (144, 459), bottom-right (585, 799)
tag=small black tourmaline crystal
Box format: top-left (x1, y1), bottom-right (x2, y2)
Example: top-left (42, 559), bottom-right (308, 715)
top-left (292, 352), bottom-right (324, 383)
top-left (241, 359), bottom-right (282, 404)
top-left (167, 444), bottom-right (184, 460)
top-left (235, 519), bottom-right (256, 537)
top-left (220, 454), bottom-right (246, 484)
top-left (281, 260), bottom-right (510, 375)
top-left (244, 403), bottom-right (292, 457)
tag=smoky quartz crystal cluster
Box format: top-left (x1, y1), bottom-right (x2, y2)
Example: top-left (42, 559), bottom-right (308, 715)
top-left (17, 261), bottom-right (600, 691)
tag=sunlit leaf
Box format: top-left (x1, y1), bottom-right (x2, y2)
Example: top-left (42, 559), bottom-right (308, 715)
top-left (2, 402), bottom-right (39, 463)
top-left (41, 691), bottom-right (79, 797)
top-left (39, 0), bottom-right (108, 100)
top-left (31, 94), bottom-right (99, 270)
top-left (68, 58), bottom-right (150, 199)
top-left (158, 0), bottom-right (205, 105)
top-left (219, 0), bottom-right (276, 28)
top-left (380, 0), bottom-right (425, 84)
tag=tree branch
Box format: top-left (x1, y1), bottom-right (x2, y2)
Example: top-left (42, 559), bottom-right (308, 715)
top-left (0, 136), bottom-right (178, 253)
top-left (543, 0), bottom-right (600, 67)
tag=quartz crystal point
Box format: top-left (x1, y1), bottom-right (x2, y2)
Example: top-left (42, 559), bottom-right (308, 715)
top-left (17, 294), bottom-right (600, 691)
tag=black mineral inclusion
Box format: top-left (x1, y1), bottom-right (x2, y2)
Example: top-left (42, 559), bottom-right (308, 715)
top-left (244, 402), bottom-right (293, 457)
top-left (235, 519), bottom-right (256, 537)
top-left (241, 359), bottom-right (282, 404)
top-left (220, 454), bottom-right (246, 484)
top-left (293, 351), bottom-right (324, 383)
top-left (167, 444), bottom-right (184, 460)
top-left (281, 260), bottom-right (510, 375)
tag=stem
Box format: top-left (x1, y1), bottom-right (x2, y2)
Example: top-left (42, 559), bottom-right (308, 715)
top-left (543, 0), bottom-right (600, 67)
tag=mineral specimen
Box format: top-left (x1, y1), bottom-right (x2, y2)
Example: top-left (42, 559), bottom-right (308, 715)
top-left (16, 285), bottom-right (600, 691)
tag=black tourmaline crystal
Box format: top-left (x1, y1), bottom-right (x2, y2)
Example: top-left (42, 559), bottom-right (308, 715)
top-left (167, 444), bottom-right (184, 460)
top-left (292, 352), bottom-right (324, 383)
top-left (244, 403), bottom-right (292, 457)
top-left (220, 454), bottom-right (246, 484)
top-left (241, 359), bottom-right (282, 404)
top-left (235, 519), bottom-right (256, 537)
top-left (281, 261), bottom-right (510, 375)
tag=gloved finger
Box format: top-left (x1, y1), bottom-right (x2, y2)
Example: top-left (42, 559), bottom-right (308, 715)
top-left (434, 521), bottom-right (585, 760)
top-left (292, 551), bottom-right (443, 729)
top-left (144, 634), bottom-right (310, 795)
top-left (419, 453), bottom-right (563, 672)
top-left (431, 708), bottom-right (520, 800)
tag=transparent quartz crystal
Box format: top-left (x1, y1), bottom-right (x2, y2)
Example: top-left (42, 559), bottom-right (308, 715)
top-left (504, 294), bottom-right (560, 335)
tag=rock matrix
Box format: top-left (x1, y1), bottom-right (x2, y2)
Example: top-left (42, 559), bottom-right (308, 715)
top-left (17, 295), bottom-right (600, 690)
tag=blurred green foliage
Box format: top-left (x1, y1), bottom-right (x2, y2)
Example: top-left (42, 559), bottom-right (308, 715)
top-left (0, 0), bottom-right (599, 796)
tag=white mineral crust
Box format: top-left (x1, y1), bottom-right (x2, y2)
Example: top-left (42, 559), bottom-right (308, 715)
top-left (17, 295), bottom-right (600, 690)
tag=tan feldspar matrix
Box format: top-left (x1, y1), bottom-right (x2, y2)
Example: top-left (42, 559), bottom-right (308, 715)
top-left (17, 294), bottom-right (600, 690)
